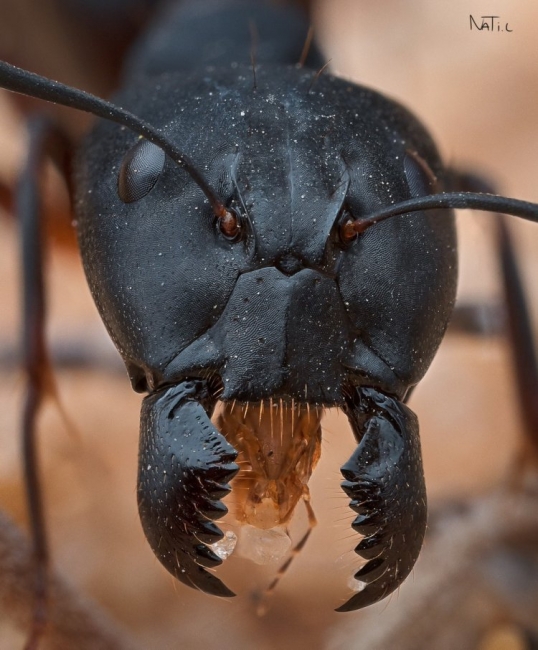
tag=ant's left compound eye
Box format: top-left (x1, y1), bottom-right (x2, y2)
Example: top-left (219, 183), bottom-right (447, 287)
top-left (218, 207), bottom-right (243, 241)
top-left (118, 139), bottom-right (166, 203)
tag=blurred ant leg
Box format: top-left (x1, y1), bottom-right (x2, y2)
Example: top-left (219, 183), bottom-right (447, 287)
top-left (496, 217), bottom-right (538, 466)
top-left (0, 177), bottom-right (13, 212)
top-left (17, 114), bottom-right (72, 650)
top-left (255, 487), bottom-right (317, 615)
top-left (445, 169), bottom-right (506, 338)
top-left (450, 168), bottom-right (538, 469)
top-left (447, 302), bottom-right (504, 337)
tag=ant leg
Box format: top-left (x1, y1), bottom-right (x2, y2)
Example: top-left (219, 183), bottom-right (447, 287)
top-left (17, 115), bottom-right (71, 649)
top-left (496, 217), bottom-right (538, 471)
top-left (448, 302), bottom-right (504, 337)
top-left (449, 167), bottom-right (538, 467)
top-left (446, 169), bottom-right (507, 338)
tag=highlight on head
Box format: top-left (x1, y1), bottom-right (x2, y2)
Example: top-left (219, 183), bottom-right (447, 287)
top-left (0, 59), bottom-right (227, 218)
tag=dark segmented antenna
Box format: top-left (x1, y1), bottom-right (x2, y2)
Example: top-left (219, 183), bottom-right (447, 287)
top-left (346, 192), bottom-right (538, 235)
top-left (0, 60), bottom-right (228, 219)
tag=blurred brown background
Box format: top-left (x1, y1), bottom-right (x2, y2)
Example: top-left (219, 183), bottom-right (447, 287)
top-left (0, 1), bottom-right (537, 648)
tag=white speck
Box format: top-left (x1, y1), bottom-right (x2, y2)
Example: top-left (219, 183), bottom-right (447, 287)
top-left (210, 531), bottom-right (238, 560)
top-left (238, 525), bottom-right (291, 565)
top-left (348, 577), bottom-right (368, 592)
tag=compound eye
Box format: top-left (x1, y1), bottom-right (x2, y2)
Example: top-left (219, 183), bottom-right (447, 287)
top-left (118, 139), bottom-right (165, 203)
top-left (404, 150), bottom-right (437, 198)
top-left (218, 207), bottom-right (242, 241)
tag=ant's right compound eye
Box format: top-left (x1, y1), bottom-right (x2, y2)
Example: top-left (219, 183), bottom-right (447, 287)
top-left (118, 139), bottom-right (166, 203)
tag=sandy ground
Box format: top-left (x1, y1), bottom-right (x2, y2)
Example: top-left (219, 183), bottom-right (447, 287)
top-left (0, 1), bottom-right (537, 648)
